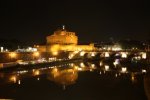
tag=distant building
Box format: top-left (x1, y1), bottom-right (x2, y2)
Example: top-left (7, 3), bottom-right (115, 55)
top-left (94, 42), bottom-right (122, 51)
top-left (36, 26), bottom-right (95, 53)
top-left (16, 47), bottom-right (37, 52)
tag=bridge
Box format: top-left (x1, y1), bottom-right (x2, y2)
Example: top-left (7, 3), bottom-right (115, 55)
top-left (68, 50), bottom-right (148, 60)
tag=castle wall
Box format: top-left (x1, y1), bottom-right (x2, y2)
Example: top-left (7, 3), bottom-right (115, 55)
top-left (47, 30), bottom-right (78, 45)
top-left (46, 44), bottom-right (95, 52)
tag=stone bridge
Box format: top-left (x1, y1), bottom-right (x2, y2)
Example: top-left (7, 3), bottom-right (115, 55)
top-left (68, 50), bottom-right (149, 60)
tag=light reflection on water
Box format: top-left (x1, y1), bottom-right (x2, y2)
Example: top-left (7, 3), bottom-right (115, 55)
top-left (0, 60), bottom-right (149, 100)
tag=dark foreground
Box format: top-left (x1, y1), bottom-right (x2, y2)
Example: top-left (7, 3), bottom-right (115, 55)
top-left (0, 60), bottom-right (149, 100)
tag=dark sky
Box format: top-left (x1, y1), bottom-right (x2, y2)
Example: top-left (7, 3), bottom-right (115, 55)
top-left (0, 0), bottom-right (150, 44)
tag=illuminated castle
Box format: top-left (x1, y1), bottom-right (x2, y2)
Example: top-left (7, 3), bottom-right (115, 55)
top-left (47, 26), bottom-right (78, 45)
top-left (36, 26), bottom-right (95, 54)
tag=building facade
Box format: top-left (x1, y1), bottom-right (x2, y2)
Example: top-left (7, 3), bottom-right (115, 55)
top-left (47, 29), bottom-right (78, 45)
top-left (37, 27), bottom-right (95, 53)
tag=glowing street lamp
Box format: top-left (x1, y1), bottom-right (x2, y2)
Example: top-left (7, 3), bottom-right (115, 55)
top-left (121, 52), bottom-right (127, 58)
top-left (141, 52), bottom-right (146, 59)
top-left (142, 69), bottom-right (146, 73)
top-left (121, 67), bottom-right (127, 73)
top-left (91, 52), bottom-right (95, 57)
top-left (18, 80), bottom-right (21, 85)
top-left (105, 65), bottom-right (109, 71)
top-left (99, 61), bottom-right (103, 66)
top-left (80, 51), bottom-right (85, 56)
top-left (104, 52), bottom-right (109, 57)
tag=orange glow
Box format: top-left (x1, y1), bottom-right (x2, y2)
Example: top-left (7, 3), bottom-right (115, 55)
top-left (80, 63), bottom-right (85, 68)
top-left (52, 51), bottom-right (58, 56)
top-left (9, 52), bottom-right (17, 58)
top-left (34, 70), bottom-right (40, 76)
top-left (33, 52), bottom-right (40, 57)
top-left (48, 68), bottom-right (78, 86)
top-left (73, 66), bottom-right (79, 71)
top-left (51, 67), bottom-right (59, 78)
top-left (9, 75), bottom-right (17, 83)
top-left (53, 67), bottom-right (58, 73)
top-left (131, 74), bottom-right (135, 82)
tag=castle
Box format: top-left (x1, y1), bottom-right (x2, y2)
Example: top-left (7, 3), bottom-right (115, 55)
top-left (36, 26), bottom-right (95, 54)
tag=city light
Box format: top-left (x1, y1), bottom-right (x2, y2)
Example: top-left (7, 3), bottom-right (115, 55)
top-left (113, 59), bottom-right (119, 67)
top-left (9, 75), bottom-right (17, 83)
top-left (104, 52), bottom-right (109, 57)
top-left (33, 70), bottom-right (40, 76)
top-left (53, 67), bottom-right (58, 73)
top-left (73, 66), bottom-right (79, 70)
top-left (121, 52), bottom-right (127, 58)
top-left (115, 73), bottom-right (118, 77)
top-left (18, 80), bottom-right (21, 85)
top-left (52, 51), bottom-right (58, 56)
top-left (74, 50), bottom-right (79, 54)
top-left (37, 78), bottom-right (40, 81)
top-left (112, 47), bottom-right (122, 51)
top-left (99, 71), bottom-right (101, 74)
top-left (78, 67), bottom-right (82, 71)
top-left (91, 64), bottom-right (95, 69)
top-left (80, 63), bottom-right (85, 68)
top-left (142, 69), bottom-right (146, 73)
top-left (121, 67), bottom-right (127, 73)
top-left (80, 51), bottom-right (85, 56)
top-left (0, 47), bottom-right (3, 52)
top-left (9, 52), bottom-right (17, 58)
top-left (69, 53), bottom-right (74, 59)
top-left (0, 4), bottom-right (149, 100)
top-left (104, 65), bottom-right (109, 71)
top-left (141, 52), bottom-right (146, 59)
top-left (99, 61), bottom-right (103, 66)
top-left (131, 73), bottom-right (135, 82)
top-left (91, 52), bottom-right (95, 57)
top-left (33, 52), bottom-right (40, 57)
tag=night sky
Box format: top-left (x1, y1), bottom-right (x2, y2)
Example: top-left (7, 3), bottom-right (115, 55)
top-left (0, 0), bottom-right (150, 45)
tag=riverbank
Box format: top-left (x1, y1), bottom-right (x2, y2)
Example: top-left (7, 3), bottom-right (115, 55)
top-left (0, 58), bottom-right (83, 72)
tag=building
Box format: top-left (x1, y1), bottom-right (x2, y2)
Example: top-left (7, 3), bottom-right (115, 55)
top-left (36, 26), bottom-right (95, 53)
top-left (47, 27), bottom-right (78, 45)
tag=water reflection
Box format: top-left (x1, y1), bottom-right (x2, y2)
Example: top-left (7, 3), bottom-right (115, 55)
top-left (0, 60), bottom-right (149, 86)
top-left (144, 71), bottom-right (150, 100)
top-left (0, 60), bottom-right (149, 99)
top-left (48, 68), bottom-right (78, 88)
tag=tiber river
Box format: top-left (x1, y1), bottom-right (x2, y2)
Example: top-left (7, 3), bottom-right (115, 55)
top-left (0, 60), bottom-right (149, 100)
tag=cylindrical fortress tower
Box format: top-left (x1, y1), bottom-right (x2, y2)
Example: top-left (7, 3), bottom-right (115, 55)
top-left (46, 29), bottom-right (78, 45)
